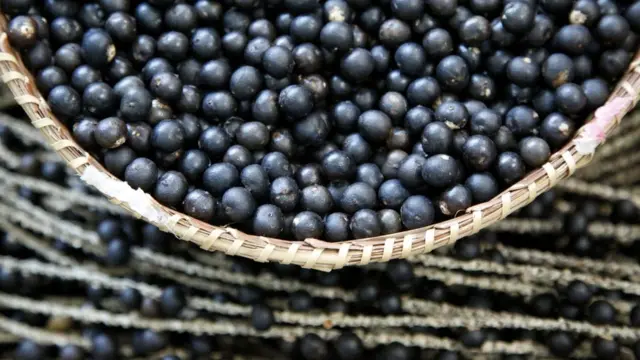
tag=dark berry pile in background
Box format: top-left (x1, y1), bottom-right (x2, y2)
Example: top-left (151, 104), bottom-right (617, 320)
top-left (3, 0), bottom-right (640, 241)
top-left (3, 113), bottom-right (640, 360)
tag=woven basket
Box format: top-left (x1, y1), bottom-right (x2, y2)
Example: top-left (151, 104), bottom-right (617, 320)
top-left (1, 16), bottom-right (639, 271)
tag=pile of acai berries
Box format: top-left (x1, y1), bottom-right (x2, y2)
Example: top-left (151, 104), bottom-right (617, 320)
top-left (3, 0), bottom-right (639, 241)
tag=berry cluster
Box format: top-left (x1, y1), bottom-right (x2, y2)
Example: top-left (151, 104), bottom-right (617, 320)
top-left (4, 0), bottom-right (639, 241)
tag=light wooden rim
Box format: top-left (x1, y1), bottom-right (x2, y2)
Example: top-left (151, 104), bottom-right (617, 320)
top-left (0, 15), bottom-right (639, 271)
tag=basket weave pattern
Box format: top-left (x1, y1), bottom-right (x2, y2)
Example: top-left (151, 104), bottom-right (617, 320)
top-left (1, 15), bottom-right (639, 271)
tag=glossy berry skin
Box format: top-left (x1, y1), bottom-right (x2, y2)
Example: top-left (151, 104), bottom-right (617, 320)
top-left (378, 179), bottom-right (410, 209)
top-left (542, 54), bottom-right (574, 88)
top-left (323, 151), bottom-right (355, 180)
top-left (547, 332), bottom-right (575, 357)
top-left (198, 126), bottom-right (232, 159)
top-left (501, 1), bottom-right (535, 34)
top-left (554, 25), bottom-right (592, 55)
top-left (106, 238), bottom-right (130, 266)
top-left (104, 147), bottom-right (136, 178)
top-left (588, 300), bottom-right (617, 325)
top-left (279, 85), bottom-right (314, 119)
top-left (236, 122), bottom-right (269, 150)
top-left (83, 82), bottom-right (116, 118)
top-left (253, 204), bottom-right (285, 237)
top-left (597, 15), bottom-right (630, 47)
top-left (150, 72), bottom-right (182, 102)
top-left (261, 152), bottom-right (293, 179)
top-left (468, 74), bottom-right (495, 102)
top-left (470, 109), bottom-right (501, 137)
top-left (496, 152), bottom-right (526, 185)
top-left (301, 185), bottom-right (334, 214)
top-left (324, 212), bottom-right (351, 241)
top-left (459, 16), bottom-right (491, 46)
top-left (36, 66), bottom-right (68, 97)
top-left (404, 105), bottom-right (434, 136)
top-left (92, 334), bottom-right (119, 360)
top-left (341, 134), bottom-right (371, 166)
top-left (436, 55), bottom-right (469, 92)
top-left (294, 111), bottom-right (331, 146)
top-left (124, 157), bottom-right (158, 191)
top-left (105, 12), bottom-right (136, 44)
top-left (270, 177), bottom-right (300, 212)
top-left (505, 106), bottom-right (539, 136)
top-left (335, 333), bottom-right (364, 360)
top-left (394, 43), bottom-right (426, 77)
top-left (262, 46), bottom-right (294, 78)
top-left (358, 110), bottom-right (392, 143)
top-left (421, 122), bottom-right (453, 155)
top-left (152, 120), bottom-right (185, 153)
top-left (555, 83), bottom-right (587, 114)
top-left (223, 145), bottom-right (252, 170)
top-left (378, 19), bottom-right (412, 48)
top-left (599, 49), bottom-right (631, 80)
top-left (425, 0), bottom-right (457, 18)
top-left (379, 92), bottom-right (408, 123)
top-left (82, 29), bottom-right (115, 69)
top-left (627, 2), bottom-right (640, 32)
top-left (350, 209), bottom-right (381, 238)
top-left (183, 189), bottom-right (216, 222)
top-left (390, 0), bottom-right (424, 21)
top-left (229, 66), bottom-right (263, 100)
top-left (203, 163), bottom-right (239, 197)
top-left (240, 164), bottom-right (270, 201)
top-left (340, 182), bottom-right (377, 213)
top-left (95, 117), bottom-right (127, 149)
top-left (582, 78), bottom-right (609, 109)
top-left (400, 195), bottom-right (435, 229)
top-left (295, 163), bottom-right (324, 188)
top-left (541, 113), bottom-right (575, 149)
top-left (378, 209), bottom-right (402, 235)
top-left (251, 303), bottom-right (274, 331)
top-left (519, 137), bottom-right (551, 167)
top-left (48, 85), bottom-right (82, 120)
top-left (407, 78), bottom-right (441, 107)
top-left (565, 280), bottom-right (592, 306)
top-left (422, 154), bottom-right (459, 188)
top-left (491, 19), bottom-right (516, 48)
top-left (155, 171), bottom-right (188, 208)
top-left (341, 48), bottom-right (375, 83)
top-left (435, 101), bottom-right (469, 130)
top-left (159, 286), bottom-right (186, 317)
top-left (462, 135), bottom-right (497, 171)
top-left (292, 211), bottom-right (324, 240)
top-left (222, 187), bottom-right (256, 222)
top-left (507, 57), bottom-right (540, 87)
top-left (592, 338), bottom-right (619, 360)
top-left (356, 163), bottom-right (384, 190)
top-left (157, 31), bottom-right (189, 63)
top-left (73, 118), bottom-right (99, 150)
top-left (465, 173), bottom-right (498, 202)
top-left (7, 15), bottom-right (37, 48)
top-left (191, 28), bottom-right (221, 60)
top-left (397, 154), bottom-right (426, 189)
top-left (50, 17), bottom-right (83, 45)
top-left (422, 28), bottom-right (454, 59)
top-left (320, 22), bottom-right (354, 52)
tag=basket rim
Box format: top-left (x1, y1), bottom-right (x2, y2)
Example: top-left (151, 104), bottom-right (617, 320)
top-left (0, 15), bottom-right (638, 271)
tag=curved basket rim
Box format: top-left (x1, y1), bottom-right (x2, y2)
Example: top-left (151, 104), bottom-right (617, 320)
top-left (0, 15), bottom-right (638, 271)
